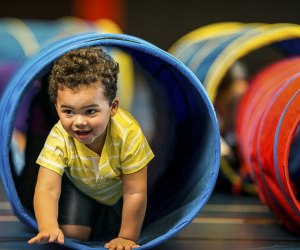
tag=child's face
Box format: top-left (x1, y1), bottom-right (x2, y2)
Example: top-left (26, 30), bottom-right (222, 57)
top-left (55, 82), bottom-right (118, 153)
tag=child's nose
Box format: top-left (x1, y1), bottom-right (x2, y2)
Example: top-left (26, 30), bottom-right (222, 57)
top-left (73, 115), bottom-right (88, 127)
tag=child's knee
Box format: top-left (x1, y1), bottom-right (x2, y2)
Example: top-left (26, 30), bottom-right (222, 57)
top-left (60, 225), bottom-right (91, 241)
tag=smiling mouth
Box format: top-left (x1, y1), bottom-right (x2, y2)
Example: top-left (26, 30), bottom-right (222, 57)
top-left (75, 130), bottom-right (91, 139)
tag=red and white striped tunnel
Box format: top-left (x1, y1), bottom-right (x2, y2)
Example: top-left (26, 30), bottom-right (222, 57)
top-left (236, 57), bottom-right (300, 235)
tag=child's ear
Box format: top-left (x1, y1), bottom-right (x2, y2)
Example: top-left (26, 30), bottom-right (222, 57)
top-left (110, 98), bottom-right (119, 116)
top-left (55, 103), bottom-right (58, 112)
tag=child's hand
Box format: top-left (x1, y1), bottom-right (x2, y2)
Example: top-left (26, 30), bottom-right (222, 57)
top-left (28, 227), bottom-right (64, 245)
top-left (104, 237), bottom-right (140, 249)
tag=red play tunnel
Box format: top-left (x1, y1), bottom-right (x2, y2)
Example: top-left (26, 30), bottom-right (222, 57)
top-left (236, 57), bottom-right (300, 234)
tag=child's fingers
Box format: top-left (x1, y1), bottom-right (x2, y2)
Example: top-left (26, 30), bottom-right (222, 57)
top-left (104, 243), bottom-right (140, 249)
top-left (48, 233), bottom-right (57, 243)
top-left (57, 230), bottom-right (65, 244)
top-left (28, 233), bottom-right (50, 244)
top-left (39, 233), bottom-right (51, 244)
top-left (27, 237), bottom-right (36, 244)
top-left (48, 229), bottom-right (64, 243)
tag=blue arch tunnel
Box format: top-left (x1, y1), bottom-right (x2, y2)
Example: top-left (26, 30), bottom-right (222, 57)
top-left (0, 33), bottom-right (220, 249)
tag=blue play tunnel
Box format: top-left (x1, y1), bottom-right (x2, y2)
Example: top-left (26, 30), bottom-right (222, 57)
top-left (0, 33), bottom-right (220, 249)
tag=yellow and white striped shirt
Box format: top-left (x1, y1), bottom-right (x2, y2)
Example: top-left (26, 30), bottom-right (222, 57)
top-left (36, 108), bottom-right (154, 205)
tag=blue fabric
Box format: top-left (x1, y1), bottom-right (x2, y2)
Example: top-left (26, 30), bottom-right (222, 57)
top-left (0, 33), bottom-right (220, 249)
top-left (274, 38), bottom-right (300, 56)
top-left (183, 27), bottom-right (261, 86)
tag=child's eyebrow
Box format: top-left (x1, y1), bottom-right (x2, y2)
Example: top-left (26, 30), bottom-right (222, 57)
top-left (60, 104), bottom-right (72, 109)
top-left (82, 105), bottom-right (100, 109)
top-left (60, 104), bottom-right (100, 109)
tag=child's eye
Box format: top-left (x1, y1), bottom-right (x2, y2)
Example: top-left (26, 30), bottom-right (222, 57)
top-left (63, 109), bottom-right (73, 115)
top-left (86, 109), bottom-right (96, 115)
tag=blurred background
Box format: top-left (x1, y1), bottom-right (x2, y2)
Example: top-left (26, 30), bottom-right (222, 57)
top-left (2, 0), bottom-right (300, 50)
top-left (2, 1), bottom-right (300, 249)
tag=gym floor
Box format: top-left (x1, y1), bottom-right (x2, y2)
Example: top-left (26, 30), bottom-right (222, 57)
top-left (1, 180), bottom-right (300, 250)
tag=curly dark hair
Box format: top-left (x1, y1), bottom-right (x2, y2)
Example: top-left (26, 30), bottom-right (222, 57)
top-left (49, 47), bottom-right (119, 105)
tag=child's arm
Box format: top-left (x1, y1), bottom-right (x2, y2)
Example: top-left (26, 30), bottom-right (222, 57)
top-left (28, 166), bottom-right (64, 245)
top-left (105, 166), bottom-right (148, 249)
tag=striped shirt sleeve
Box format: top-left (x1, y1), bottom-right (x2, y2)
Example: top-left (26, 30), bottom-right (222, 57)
top-left (120, 122), bottom-right (154, 174)
top-left (36, 123), bottom-right (69, 175)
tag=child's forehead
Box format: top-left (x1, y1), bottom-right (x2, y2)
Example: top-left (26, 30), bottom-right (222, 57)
top-left (58, 81), bottom-right (104, 91)
top-left (57, 83), bottom-right (108, 104)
